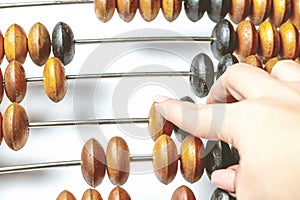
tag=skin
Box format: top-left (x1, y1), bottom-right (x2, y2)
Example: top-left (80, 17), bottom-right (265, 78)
top-left (154, 60), bottom-right (300, 199)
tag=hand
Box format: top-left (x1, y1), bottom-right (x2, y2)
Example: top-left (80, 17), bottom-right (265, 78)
top-left (154, 60), bottom-right (300, 199)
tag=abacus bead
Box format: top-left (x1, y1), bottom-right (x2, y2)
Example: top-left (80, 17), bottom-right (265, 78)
top-left (3, 103), bottom-right (29, 151)
top-left (249, 0), bottom-right (272, 25)
top-left (52, 22), bottom-right (75, 65)
top-left (231, 146), bottom-right (240, 164)
top-left (0, 68), bottom-right (4, 104)
top-left (81, 138), bottom-right (106, 188)
top-left (162, 0), bottom-right (182, 22)
top-left (171, 185), bottom-right (196, 200)
top-left (108, 186), bottom-right (131, 200)
top-left (0, 31), bottom-right (4, 65)
top-left (94, 0), bottom-right (116, 22)
top-left (28, 22), bottom-right (51, 66)
top-left (265, 57), bottom-right (279, 73)
top-left (139, 0), bottom-right (160, 21)
top-left (82, 188), bottom-right (103, 200)
top-left (190, 53), bottom-right (214, 98)
top-left (148, 102), bottom-right (173, 141)
top-left (269, 0), bottom-right (292, 27)
top-left (153, 135), bottom-right (178, 185)
top-left (4, 61), bottom-right (27, 103)
top-left (210, 19), bottom-right (237, 60)
top-left (216, 54), bottom-right (239, 79)
top-left (4, 24), bottom-right (27, 64)
top-left (290, 0), bottom-right (300, 29)
top-left (207, 0), bottom-right (231, 23)
top-left (56, 190), bottom-right (76, 200)
top-left (117, 0), bottom-right (138, 22)
top-left (106, 136), bottom-right (130, 185)
top-left (184, 0), bottom-right (206, 22)
top-left (279, 22), bottom-right (299, 60)
top-left (258, 21), bottom-right (280, 60)
top-left (180, 136), bottom-right (204, 183)
top-left (43, 57), bottom-right (67, 103)
top-left (235, 20), bottom-right (258, 61)
top-left (244, 55), bottom-right (263, 68)
top-left (229, 0), bottom-right (251, 24)
top-left (210, 188), bottom-right (236, 200)
top-left (0, 112), bottom-right (3, 145)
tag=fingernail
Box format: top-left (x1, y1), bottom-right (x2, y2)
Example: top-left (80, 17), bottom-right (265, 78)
top-left (211, 169), bottom-right (236, 193)
top-left (153, 95), bottom-right (171, 103)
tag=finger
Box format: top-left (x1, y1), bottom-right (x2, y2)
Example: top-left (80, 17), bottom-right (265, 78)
top-left (211, 167), bottom-right (238, 193)
top-left (271, 60), bottom-right (300, 81)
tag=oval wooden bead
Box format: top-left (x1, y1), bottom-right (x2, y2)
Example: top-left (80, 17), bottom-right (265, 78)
top-left (235, 20), bottom-right (258, 61)
top-left (0, 112), bottom-right (3, 145)
top-left (117, 0), bottom-right (138, 22)
top-left (52, 22), bottom-right (75, 65)
top-left (139, 0), bottom-right (160, 22)
top-left (210, 188), bottom-right (235, 200)
top-left (184, 0), bottom-right (206, 22)
top-left (258, 21), bottom-right (280, 60)
top-left (57, 190), bottom-right (76, 200)
top-left (148, 102), bottom-right (173, 141)
top-left (244, 55), bottom-right (263, 68)
top-left (210, 19), bottom-right (237, 60)
top-left (81, 138), bottom-right (106, 188)
top-left (0, 31), bottom-right (4, 65)
top-left (279, 22), bottom-right (299, 60)
top-left (106, 136), bottom-right (130, 185)
top-left (4, 24), bottom-right (27, 64)
top-left (0, 68), bottom-right (4, 104)
top-left (28, 22), bottom-right (51, 66)
top-left (171, 185), bottom-right (196, 200)
top-left (269, 0), bottom-right (292, 27)
top-left (229, 0), bottom-right (251, 24)
top-left (108, 186), bottom-right (131, 200)
top-left (3, 103), bottom-right (29, 151)
top-left (153, 135), bottom-right (178, 185)
top-left (162, 0), bottom-right (182, 22)
top-left (94, 0), bottom-right (116, 22)
top-left (290, 0), bottom-right (300, 29)
top-left (249, 0), bottom-right (272, 25)
top-left (207, 0), bottom-right (231, 23)
top-left (82, 188), bottom-right (103, 200)
top-left (180, 135), bottom-right (204, 183)
top-left (216, 54), bottom-right (239, 79)
top-left (43, 57), bottom-right (67, 103)
top-left (4, 61), bottom-right (27, 103)
top-left (265, 57), bottom-right (279, 73)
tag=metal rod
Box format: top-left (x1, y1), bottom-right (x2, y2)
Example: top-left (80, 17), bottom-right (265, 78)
top-left (0, 0), bottom-right (93, 8)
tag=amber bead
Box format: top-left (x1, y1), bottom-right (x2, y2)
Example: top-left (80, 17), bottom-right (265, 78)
top-left (94, 0), bottom-right (116, 22)
top-left (0, 112), bottom-right (3, 145)
top-left (171, 185), bottom-right (196, 200)
top-left (28, 22), bottom-right (51, 66)
top-left (108, 186), bottom-right (131, 200)
top-left (81, 138), bottom-right (106, 188)
top-left (4, 61), bottom-right (27, 103)
top-left (106, 136), bottom-right (130, 185)
top-left (258, 21), bottom-right (280, 60)
top-left (244, 55), bottom-right (263, 68)
top-left (82, 188), bottom-right (103, 200)
top-left (162, 0), bottom-right (182, 22)
top-left (139, 0), bottom-right (160, 21)
top-left (269, 0), bottom-right (292, 27)
top-left (43, 57), bottom-right (67, 103)
top-left (52, 22), bottom-right (75, 65)
top-left (229, 0), bottom-right (251, 24)
top-left (207, 0), bottom-right (231, 23)
top-left (0, 68), bottom-right (4, 104)
top-left (235, 20), bottom-right (258, 61)
top-left (265, 57), bottom-right (279, 73)
top-left (3, 103), bottom-right (29, 151)
top-left (153, 135), bottom-right (178, 185)
top-left (249, 0), bottom-right (272, 25)
top-left (180, 135), bottom-right (204, 183)
top-left (216, 54), bottom-right (239, 79)
top-left (117, 0), bottom-right (138, 22)
top-left (4, 24), bottom-right (27, 64)
top-left (0, 31), bottom-right (4, 65)
top-left (295, 58), bottom-right (300, 63)
top-left (148, 102), bottom-right (173, 141)
top-left (290, 0), bottom-right (300, 29)
top-left (184, 0), bottom-right (206, 22)
top-left (57, 190), bottom-right (76, 200)
top-left (279, 22), bottom-right (299, 60)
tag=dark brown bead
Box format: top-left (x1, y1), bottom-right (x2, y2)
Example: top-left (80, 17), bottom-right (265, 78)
top-left (265, 57), bottom-right (279, 73)
top-left (56, 190), bottom-right (76, 200)
top-left (171, 185), bottom-right (196, 200)
top-left (153, 135), bottom-right (178, 185)
top-left (269, 0), bottom-right (292, 27)
top-left (82, 188), bottom-right (103, 200)
top-left (0, 31), bottom-right (4, 65)
top-left (244, 55), bottom-right (263, 68)
top-left (290, 0), bottom-right (300, 29)
top-left (216, 54), bottom-right (239, 79)
top-left (148, 102), bottom-right (173, 141)
top-left (3, 103), bottom-right (29, 151)
top-left (210, 188), bottom-right (235, 200)
top-left (108, 186), bottom-right (131, 200)
top-left (279, 22), bottom-right (299, 60)
top-left (184, 0), bottom-right (206, 22)
top-left (162, 0), bottom-right (182, 22)
top-left (117, 0), bottom-right (138, 22)
top-left (229, 0), bottom-right (251, 24)
top-left (81, 138), bottom-right (106, 188)
top-left (94, 0), bottom-right (116, 22)
top-left (4, 24), bottom-right (27, 64)
top-left (235, 20), bottom-right (258, 61)
top-left (180, 135), bottom-right (204, 183)
top-left (43, 57), bottom-right (67, 103)
top-left (106, 136), bottom-right (130, 185)
top-left (28, 22), bottom-right (51, 66)
top-left (249, 0), bottom-right (272, 25)
top-left (0, 68), bottom-right (4, 104)
top-left (4, 61), bottom-right (27, 103)
top-left (207, 0), bottom-right (231, 23)
top-left (139, 0), bottom-right (160, 21)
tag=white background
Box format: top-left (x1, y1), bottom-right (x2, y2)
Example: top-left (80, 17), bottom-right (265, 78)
top-left (0, 0), bottom-right (221, 199)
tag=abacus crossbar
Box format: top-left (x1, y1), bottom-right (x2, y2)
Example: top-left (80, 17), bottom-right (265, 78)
top-left (0, 0), bottom-right (93, 8)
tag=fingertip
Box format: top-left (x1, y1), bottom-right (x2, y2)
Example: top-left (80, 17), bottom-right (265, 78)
top-left (152, 95), bottom-right (172, 103)
top-left (271, 60), bottom-right (300, 81)
top-left (211, 169), bottom-right (236, 193)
